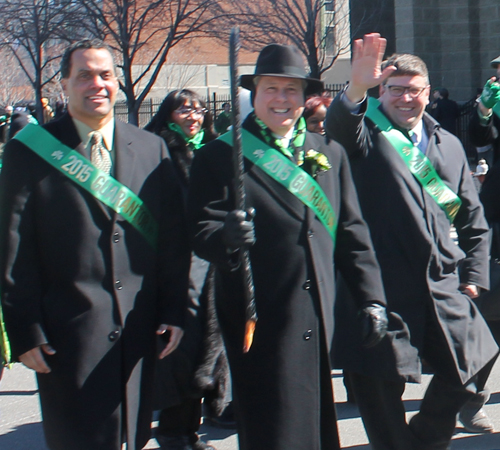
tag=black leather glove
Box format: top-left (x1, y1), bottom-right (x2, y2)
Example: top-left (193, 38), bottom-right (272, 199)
top-left (222, 208), bottom-right (256, 252)
top-left (359, 302), bottom-right (388, 348)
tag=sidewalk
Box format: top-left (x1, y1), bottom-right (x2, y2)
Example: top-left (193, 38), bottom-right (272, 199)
top-left (1, 361), bottom-right (500, 449)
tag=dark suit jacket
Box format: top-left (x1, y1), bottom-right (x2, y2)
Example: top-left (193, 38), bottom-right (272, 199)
top-left (187, 115), bottom-right (385, 450)
top-left (0, 114), bottom-right (190, 450)
top-left (469, 106), bottom-right (500, 164)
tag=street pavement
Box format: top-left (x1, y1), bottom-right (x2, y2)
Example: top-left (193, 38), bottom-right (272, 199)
top-left (2, 360), bottom-right (500, 449)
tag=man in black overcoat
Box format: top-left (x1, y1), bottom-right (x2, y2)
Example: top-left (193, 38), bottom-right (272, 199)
top-left (0, 40), bottom-right (190, 450)
top-left (326, 33), bottom-right (499, 450)
top-left (187, 44), bottom-right (391, 450)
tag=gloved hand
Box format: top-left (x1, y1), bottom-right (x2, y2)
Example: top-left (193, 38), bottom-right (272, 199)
top-left (359, 302), bottom-right (388, 348)
top-left (222, 208), bottom-right (256, 252)
top-left (480, 78), bottom-right (500, 109)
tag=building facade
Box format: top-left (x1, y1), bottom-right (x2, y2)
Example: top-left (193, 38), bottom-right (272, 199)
top-left (351, 0), bottom-right (500, 102)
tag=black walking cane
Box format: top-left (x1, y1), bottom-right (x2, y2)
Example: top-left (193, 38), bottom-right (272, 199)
top-left (229, 27), bottom-right (258, 353)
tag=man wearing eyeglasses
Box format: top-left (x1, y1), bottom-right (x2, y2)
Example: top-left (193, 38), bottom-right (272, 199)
top-left (326, 33), bottom-right (498, 450)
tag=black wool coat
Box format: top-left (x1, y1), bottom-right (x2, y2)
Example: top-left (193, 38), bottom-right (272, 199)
top-left (187, 115), bottom-right (386, 450)
top-left (0, 114), bottom-right (190, 450)
top-left (469, 106), bottom-right (500, 164)
top-left (154, 126), bottom-right (231, 413)
top-left (326, 94), bottom-right (498, 384)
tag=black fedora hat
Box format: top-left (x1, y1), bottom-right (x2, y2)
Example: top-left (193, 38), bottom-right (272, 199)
top-left (240, 44), bottom-right (324, 96)
top-left (491, 55), bottom-right (500, 69)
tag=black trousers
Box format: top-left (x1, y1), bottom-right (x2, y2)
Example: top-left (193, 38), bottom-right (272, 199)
top-left (157, 398), bottom-right (202, 439)
top-left (348, 305), bottom-right (496, 450)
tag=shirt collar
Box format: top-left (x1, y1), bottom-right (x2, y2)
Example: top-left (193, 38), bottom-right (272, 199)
top-left (409, 120), bottom-right (424, 145)
top-left (72, 117), bottom-right (115, 150)
top-left (273, 127), bottom-right (295, 150)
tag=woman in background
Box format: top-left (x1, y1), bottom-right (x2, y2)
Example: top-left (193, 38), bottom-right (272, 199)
top-left (145, 90), bottom-right (232, 450)
top-left (303, 94), bottom-right (332, 135)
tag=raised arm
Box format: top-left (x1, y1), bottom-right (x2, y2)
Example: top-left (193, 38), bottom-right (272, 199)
top-left (345, 33), bottom-right (396, 103)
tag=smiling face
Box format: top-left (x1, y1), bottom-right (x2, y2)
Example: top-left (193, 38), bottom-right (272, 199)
top-left (61, 48), bottom-right (118, 129)
top-left (253, 76), bottom-right (305, 135)
top-left (379, 75), bottom-right (430, 130)
top-left (306, 104), bottom-right (327, 135)
top-left (171, 100), bottom-right (205, 137)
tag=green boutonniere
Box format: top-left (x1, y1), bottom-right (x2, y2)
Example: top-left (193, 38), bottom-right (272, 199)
top-left (298, 149), bottom-right (332, 177)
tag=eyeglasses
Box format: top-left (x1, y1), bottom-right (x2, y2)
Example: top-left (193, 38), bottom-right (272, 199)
top-left (384, 85), bottom-right (429, 98)
top-left (175, 107), bottom-right (208, 118)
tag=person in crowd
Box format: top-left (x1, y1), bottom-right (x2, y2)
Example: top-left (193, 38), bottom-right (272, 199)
top-left (214, 102), bottom-right (231, 134)
top-left (469, 55), bottom-right (500, 165)
top-left (27, 102), bottom-right (37, 117)
top-left (187, 43), bottom-right (390, 450)
top-left (145, 89), bottom-right (233, 450)
top-left (0, 106), bottom-right (13, 143)
top-left (303, 94), bottom-right (332, 135)
top-left (472, 158), bottom-right (489, 186)
top-left (451, 155), bottom-right (498, 435)
top-left (8, 109), bottom-right (38, 140)
top-left (0, 39), bottom-right (190, 450)
top-left (326, 33), bottom-right (498, 450)
top-left (54, 100), bottom-right (67, 120)
top-left (428, 87), bottom-right (459, 135)
top-left (41, 97), bottom-right (54, 124)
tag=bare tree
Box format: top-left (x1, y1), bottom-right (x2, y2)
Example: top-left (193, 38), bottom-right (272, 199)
top-left (81, 0), bottom-right (224, 124)
top-left (0, 0), bottom-right (86, 123)
top-left (221, 0), bottom-right (353, 80)
top-left (0, 48), bottom-right (32, 108)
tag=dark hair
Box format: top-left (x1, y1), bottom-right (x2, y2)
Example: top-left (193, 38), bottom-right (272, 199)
top-left (438, 87), bottom-right (449, 99)
top-left (222, 102), bottom-right (230, 108)
top-left (381, 53), bottom-right (429, 85)
top-left (303, 94), bottom-right (332, 120)
top-left (60, 39), bottom-right (115, 79)
top-left (144, 89), bottom-right (216, 139)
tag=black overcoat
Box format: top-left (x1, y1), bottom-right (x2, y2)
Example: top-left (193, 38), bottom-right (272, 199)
top-left (0, 114), bottom-right (190, 450)
top-left (326, 94), bottom-right (499, 384)
top-left (187, 115), bottom-right (386, 450)
top-left (469, 106), bottom-right (500, 164)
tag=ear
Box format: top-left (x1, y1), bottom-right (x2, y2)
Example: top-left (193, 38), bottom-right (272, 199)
top-left (423, 86), bottom-right (431, 105)
top-left (61, 78), bottom-right (68, 96)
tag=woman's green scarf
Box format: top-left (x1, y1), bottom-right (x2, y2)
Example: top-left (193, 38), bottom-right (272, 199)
top-left (168, 122), bottom-right (205, 150)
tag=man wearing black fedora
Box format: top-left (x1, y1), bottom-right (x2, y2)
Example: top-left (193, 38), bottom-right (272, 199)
top-left (187, 43), bottom-right (390, 450)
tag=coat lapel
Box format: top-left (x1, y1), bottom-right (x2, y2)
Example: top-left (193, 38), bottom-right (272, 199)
top-left (113, 120), bottom-right (137, 189)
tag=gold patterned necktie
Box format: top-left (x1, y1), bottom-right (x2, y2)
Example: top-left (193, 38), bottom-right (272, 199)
top-left (90, 131), bottom-right (111, 174)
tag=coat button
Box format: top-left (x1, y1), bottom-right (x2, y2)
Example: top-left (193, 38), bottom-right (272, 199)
top-left (108, 330), bottom-right (120, 341)
top-left (307, 230), bottom-right (314, 238)
top-left (113, 232), bottom-right (120, 243)
top-left (302, 280), bottom-right (311, 290)
top-left (303, 330), bottom-right (312, 340)
top-left (115, 280), bottom-right (123, 290)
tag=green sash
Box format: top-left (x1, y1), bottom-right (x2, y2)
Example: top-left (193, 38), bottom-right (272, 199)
top-left (219, 130), bottom-right (337, 243)
top-left (13, 124), bottom-right (158, 248)
top-left (0, 302), bottom-right (10, 366)
top-left (366, 98), bottom-right (462, 223)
